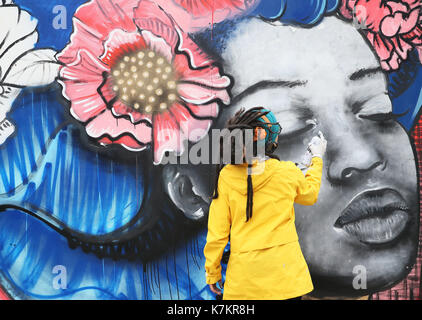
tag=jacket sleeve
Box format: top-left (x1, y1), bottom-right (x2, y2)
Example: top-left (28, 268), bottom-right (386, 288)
top-left (203, 177), bottom-right (231, 285)
top-left (294, 156), bottom-right (323, 206)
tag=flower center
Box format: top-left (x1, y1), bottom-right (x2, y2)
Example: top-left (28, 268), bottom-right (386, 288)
top-left (111, 50), bottom-right (178, 114)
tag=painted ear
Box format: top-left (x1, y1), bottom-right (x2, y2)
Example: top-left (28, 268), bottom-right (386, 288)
top-left (162, 165), bottom-right (208, 221)
top-left (254, 127), bottom-right (267, 141)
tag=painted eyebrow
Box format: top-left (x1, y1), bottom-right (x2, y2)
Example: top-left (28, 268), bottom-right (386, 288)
top-left (232, 80), bottom-right (308, 104)
top-left (349, 67), bottom-right (383, 81)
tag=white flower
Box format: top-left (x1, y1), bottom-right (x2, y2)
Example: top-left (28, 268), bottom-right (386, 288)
top-left (0, 2), bottom-right (61, 145)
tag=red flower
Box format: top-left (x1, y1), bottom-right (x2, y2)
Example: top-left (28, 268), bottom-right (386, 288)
top-left (339, 0), bottom-right (422, 70)
top-left (58, 0), bottom-right (231, 163)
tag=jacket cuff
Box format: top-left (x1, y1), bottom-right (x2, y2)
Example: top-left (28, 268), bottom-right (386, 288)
top-left (206, 273), bottom-right (222, 285)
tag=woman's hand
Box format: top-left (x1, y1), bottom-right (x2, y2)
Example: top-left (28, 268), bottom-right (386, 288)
top-left (209, 280), bottom-right (224, 295)
top-left (308, 131), bottom-right (327, 158)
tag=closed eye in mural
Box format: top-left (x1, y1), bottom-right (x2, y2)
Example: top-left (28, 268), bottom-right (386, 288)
top-left (0, 0), bottom-right (421, 300)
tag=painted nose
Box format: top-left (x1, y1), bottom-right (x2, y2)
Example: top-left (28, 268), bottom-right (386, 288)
top-left (326, 129), bottom-right (385, 184)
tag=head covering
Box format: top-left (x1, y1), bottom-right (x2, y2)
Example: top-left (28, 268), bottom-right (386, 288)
top-left (255, 108), bottom-right (281, 145)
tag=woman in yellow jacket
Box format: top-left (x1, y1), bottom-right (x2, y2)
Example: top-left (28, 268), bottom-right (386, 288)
top-left (204, 107), bottom-right (327, 300)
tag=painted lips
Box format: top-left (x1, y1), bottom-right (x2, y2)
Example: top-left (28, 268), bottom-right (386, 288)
top-left (334, 188), bottom-right (410, 245)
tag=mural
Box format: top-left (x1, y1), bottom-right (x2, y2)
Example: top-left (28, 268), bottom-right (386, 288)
top-left (0, 0), bottom-right (421, 300)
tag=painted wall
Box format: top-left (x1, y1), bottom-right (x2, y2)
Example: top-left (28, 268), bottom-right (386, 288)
top-left (0, 0), bottom-right (421, 299)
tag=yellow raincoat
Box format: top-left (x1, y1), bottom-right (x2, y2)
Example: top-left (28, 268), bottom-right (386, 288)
top-left (204, 157), bottom-right (323, 300)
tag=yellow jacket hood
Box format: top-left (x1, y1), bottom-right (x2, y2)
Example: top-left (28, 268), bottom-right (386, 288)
top-left (219, 158), bottom-right (278, 195)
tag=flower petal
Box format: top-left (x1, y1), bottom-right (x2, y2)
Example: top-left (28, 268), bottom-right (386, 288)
top-left (133, 0), bottom-right (179, 50)
top-left (151, 0), bottom-right (259, 32)
top-left (98, 135), bottom-right (145, 151)
top-left (141, 30), bottom-right (173, 63)
top-left (3, 49), bottom-right (60, 87)
top-left (0, 118), bottom-right (15, 146)
top-left (0, 6), bottom-right (38, 80)
top-left (387, 51), bottom-right (400, 70)
top-left (175, 26), bottom-right (213, 69)
top-left (100, 29), bottom-right (146, 66)
top-left (59, 50), bottom-right (109, 122)
top-left (174, 53), bottom-right (231, 89)
top-left (0, 85), bottom-right (21, 121)
top-left (366, 31), bottom-right (393, 62)
top-left (111, 100), bottom-right (153, 124)
top-left (74, 0), bottom-right (138, 38)
top-left (97, 77), bottom-right (116, 105)
top-left (60, 49), bottom-right (109, 81)
top-left (402, 24), bottom-right (422, 45)
top-left (0, 0), bottom-right (14, 5)
top-left (169, 103), bottom-right (212, 142)
top-left (86, 110), bottom-right (152, 147)
top-left (390, 36), bottom-right (413, 60)
top-left (57, 19), bottom-right (104, 65)
top-left (172, 0), bottom-right (251, 17)
top-left (381, 7), bottom-right (420, 37)
top-left (184, 101), bottom-right (219, 119)
top-left (386, 1), bottom-right (410, 13)
top-left (338, 0), bottom-right (355, 20)
top-left (153, 110), bottom-right (184, 164)
top-left (58, 0), bottom-right (139, 64)
top-left (178, 82), bottom-right (231, 105)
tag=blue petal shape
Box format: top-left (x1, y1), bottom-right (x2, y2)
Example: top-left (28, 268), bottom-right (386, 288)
top-left (0, 87), bottom-right (213, 300)
top-left (0, 87), bottom-right (149, 236)
top-left (0, 208), bottom-right (214, 300)
top-left (252, 0), bottom-right (340, 25)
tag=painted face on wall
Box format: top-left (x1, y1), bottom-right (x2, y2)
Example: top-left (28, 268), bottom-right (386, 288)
top-left (164, 16), bottom-right (420, 296)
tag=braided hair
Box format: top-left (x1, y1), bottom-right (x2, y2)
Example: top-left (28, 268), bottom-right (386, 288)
top-left (212, 107), bottom-right (281, 222)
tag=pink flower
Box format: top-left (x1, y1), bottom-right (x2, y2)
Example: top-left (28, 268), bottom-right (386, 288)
top-left (58, 0), bottom-right (231, 163)
top-left (338, 0), bottom-right (422, 70)
top-left (151, 0), bottom-right (260, 32)
top-left (174, 0), bottom-right (253, 16)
